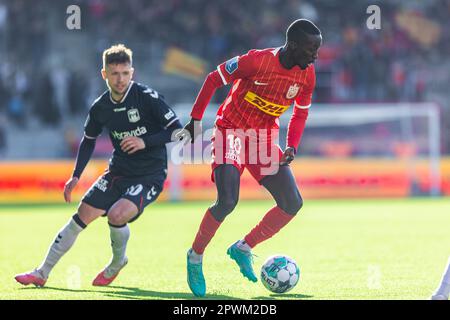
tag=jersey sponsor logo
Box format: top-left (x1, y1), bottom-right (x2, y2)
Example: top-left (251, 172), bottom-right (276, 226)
top-left (254, 80), bottom-right (269, 86)
top-left (111, 126), bottom-right (147, 140)
top-left (286, 83), bottom-right (300, 99)
top-left (164, 110), bottom-right (175, 120)
top-left (225, 56), bottom-right (239, 74)
top-left (127, 108), bottom-right (140, 123)
top-left (114, 107), bottom-right (126, 112)
top-left (244, 91), bottom-right (290, 117)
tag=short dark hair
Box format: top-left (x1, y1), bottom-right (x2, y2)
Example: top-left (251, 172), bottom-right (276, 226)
top-left (102, 44), bottom-right (133, 68)
top-left (286, 19), bottom-right (321, 43)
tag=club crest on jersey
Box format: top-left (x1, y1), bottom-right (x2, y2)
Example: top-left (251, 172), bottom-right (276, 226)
top-left (286, 84), bottom-right (300, 99)
top-left (127, 108), bottom-right (140, 123)
top-left (225, 56), bottom-right (239, 74)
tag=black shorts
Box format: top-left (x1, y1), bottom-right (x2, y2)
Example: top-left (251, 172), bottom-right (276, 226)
top-left (82, 170), bottom-right (166, 223)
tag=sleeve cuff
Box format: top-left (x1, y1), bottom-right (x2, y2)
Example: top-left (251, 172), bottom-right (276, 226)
top-left (216, 66), bottom-right (227, 85)
top-left (294, 102), bottom-right (311, 109)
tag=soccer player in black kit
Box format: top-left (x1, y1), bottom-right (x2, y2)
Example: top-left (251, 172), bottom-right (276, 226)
top-left (15, 44), bottom-right (182, 287)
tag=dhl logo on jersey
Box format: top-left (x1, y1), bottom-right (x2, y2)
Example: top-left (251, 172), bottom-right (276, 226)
top-left (244, 91), bottom-right (290, 117)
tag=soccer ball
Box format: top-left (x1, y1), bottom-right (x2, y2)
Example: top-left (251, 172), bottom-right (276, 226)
top-left (260, 255), bottom-right (300, 293)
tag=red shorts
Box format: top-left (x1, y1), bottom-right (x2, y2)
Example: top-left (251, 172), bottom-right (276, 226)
top-left (211, 126), bottom-right (283, 183)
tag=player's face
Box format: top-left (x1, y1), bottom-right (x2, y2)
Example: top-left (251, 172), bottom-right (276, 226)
top-left (102, 63), bottom-right (134, 96)
top-left (293, 34), bottom-right (322, 69)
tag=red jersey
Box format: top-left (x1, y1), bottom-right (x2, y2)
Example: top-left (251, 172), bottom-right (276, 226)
top-left (190, 47), bottom-right (316, 150)
top-left (192, 47), bottom-right (315, 130)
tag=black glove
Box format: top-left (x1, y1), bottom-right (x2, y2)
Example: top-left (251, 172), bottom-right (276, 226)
top-left (280, 147), bottom-right (295, 166)
top-left (175, 117), bottom-right (202, 144)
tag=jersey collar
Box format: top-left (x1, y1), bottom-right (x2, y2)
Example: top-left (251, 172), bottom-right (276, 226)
top-left (109, 81), bottom-right (134, 104)
top-left (270, 47), bottom-right (282, 56)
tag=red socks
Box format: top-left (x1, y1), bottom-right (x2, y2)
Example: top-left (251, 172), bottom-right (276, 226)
top-left (192, 206), bottom-right (295, 254)
top-left (244, 206), bottom-right (294, 248)
top-left (192, 209), bottom-right (222, 254)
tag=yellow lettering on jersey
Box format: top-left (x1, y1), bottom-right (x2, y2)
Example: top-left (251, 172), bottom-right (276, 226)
top-left (244, 91), bottom-right (290, 117)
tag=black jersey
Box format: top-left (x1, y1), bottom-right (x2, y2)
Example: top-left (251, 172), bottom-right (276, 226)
top-left (84, 81), bottom-right (179, 177)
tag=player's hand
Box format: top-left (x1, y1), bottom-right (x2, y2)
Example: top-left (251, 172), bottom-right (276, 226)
top-left (175, 118), bottom-right (202, 145)
top-left (120, 136), bottom-right (146, 154)
top-left (64, 176), bottom-right (79, 203)
top-left (280, 147), bottom-right (296, 166)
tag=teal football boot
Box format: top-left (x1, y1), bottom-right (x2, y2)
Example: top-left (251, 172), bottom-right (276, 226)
top-left (187, 249), bottom-right (206, 297)
top-left (227, 241), bottom-right (258, 282)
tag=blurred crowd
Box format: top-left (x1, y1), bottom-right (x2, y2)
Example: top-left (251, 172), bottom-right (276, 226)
top-left (84, 0), bottom-right (450, 103)
top-left (0, 0), bottom-right (449, 157)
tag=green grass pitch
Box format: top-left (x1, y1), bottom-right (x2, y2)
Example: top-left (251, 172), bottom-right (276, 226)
top-left (1, 198), bottom-right (449, 300)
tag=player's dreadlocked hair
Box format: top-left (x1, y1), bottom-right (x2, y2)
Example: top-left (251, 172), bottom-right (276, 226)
top-left (286, 19), bottom-right (321, 42)
top-left (102, 44), bottom-right (133, 68)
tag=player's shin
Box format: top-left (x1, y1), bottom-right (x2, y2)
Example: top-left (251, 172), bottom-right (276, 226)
top-left (106, 223), bottom-right (130, 276)
top-left (243, 206), bottom-right (295, 249)
top-left (37, 214), bottom-right (86, 278)
top-left (191, 209), bottom-right (222, 257)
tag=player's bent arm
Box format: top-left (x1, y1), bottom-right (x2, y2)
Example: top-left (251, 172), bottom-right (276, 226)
top-left (142, 119), bottom-right (183, 148)
top-left (287, 66), bottom-right (314, 153)
top-left (190, 70), bottom-right (225, 120)
top-left (286, 104), bottom-right (309, 153)
top-left (72, 135), bottom-right (97, 178)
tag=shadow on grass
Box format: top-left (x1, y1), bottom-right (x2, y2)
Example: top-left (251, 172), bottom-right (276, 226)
top-left (252, 293), bottom-right (314, 300)
top-left (20, 285), bottom-right (240, 300)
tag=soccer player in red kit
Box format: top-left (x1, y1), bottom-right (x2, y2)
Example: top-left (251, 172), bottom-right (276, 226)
top-left (177, 19), bottom-right (322, 297)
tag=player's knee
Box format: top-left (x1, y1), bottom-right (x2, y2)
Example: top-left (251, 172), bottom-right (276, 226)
top-left (220, 197), bottom-right (238, 215)
top-left (211, 197), bottom-right (238, 221)
top-left (281, 192), bottom-right (303, 216)
top-left (291, 195), bottom-right (304, 215)
top-left (107, 210), bottom-right (128, 226)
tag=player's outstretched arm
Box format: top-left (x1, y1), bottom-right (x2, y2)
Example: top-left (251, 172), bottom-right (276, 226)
top-left (64, 136), bottom-right (96, 202)
top-left (64, 176), bottom-right (79, 203)
top-left (189, 70), bottom-right (224, 121)
top-left (176, 70), bottom-right (224, 144)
